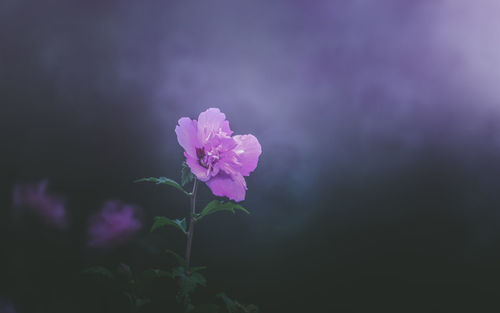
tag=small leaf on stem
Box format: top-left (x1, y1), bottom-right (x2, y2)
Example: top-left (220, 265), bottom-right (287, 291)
top-left (190, 266), bottom-right (208, 273)
top-left (172, 266), bottom-right (207, 288)
top-left (134, 177), bottom-right (188, 195)
top-left (151, 216), bottom-right (187, 234)
top-left (196, 200), bottom-right (250, 222)
top-left (181, 162), bottom-right (194, 187)
top-left (164, 249), bottom-right (206, 273)
top-left (166, 249), bottom-right (188, 267)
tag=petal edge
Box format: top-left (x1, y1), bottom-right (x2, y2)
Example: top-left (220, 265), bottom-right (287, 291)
top-left (175, 117), bottom-right (199, 157)
top-left (205, 172), bottom-right (247, 202)
top-left (233, 134), bottom-right (262, 176)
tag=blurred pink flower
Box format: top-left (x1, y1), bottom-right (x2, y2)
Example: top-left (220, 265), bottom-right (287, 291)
top-left (87, 201), bottom-right (142, 247)
top-left (175, 108), bottom-right (262, 202)
top-left (0, 298), bottom-right (16, 313)
top-left (12, 180), bottom-right (68, 229)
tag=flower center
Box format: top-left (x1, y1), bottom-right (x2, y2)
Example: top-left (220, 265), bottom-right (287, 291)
top-left (196, 147), bottom-right (219, 169)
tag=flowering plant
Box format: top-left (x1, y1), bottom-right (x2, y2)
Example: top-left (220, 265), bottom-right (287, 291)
top-left (131, 108), bottom-right (261, 312)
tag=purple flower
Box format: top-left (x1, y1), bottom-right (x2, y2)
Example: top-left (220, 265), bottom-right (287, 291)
top-left (0, 298), bottom-right (16, 313)
top-left (175, 108), bottom-right (262, 202)
top-left (87, 201), bottom-right (142, 247)
top-left (12, 180), bottom-right (68, 229)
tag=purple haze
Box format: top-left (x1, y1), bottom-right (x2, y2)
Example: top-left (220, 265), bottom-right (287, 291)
top-left (12, 180), bottom-right (68, 229)
top-left (3, 0), bottom-right (500, 233)
top-left (87, 201), bottom-right (142, 247)
top-left (4, 1), bottom-right (500, 183)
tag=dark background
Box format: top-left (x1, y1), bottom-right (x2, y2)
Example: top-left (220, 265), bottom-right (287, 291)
top-left (2, 0), bottom-right (500, 312)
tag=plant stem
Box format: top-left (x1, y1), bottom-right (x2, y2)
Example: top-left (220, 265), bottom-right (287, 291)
top-left (185, 178), bottom-right (198, 275)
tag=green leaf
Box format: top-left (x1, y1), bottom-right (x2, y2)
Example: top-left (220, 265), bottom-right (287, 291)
top-left (181, 162), bottom-right (194, 187)
top-left (143, 269), bottom-right (172, 279)
top-left (171, 266), bottom-right (185, 279)
top-left (187, 272), bottom-right (206, 287)
top-left (196, 200), bottom-right (250, 222)
top-left (173, 266), bottom-right (207, 309)
top-left (165, 249), bottom-right (187, 267)
top-left (172, 266), bottom-right (207, 296)
top-left (164, 250), bottom-right (206, 274)
top-left (190, 266), bottom-right (208, 273)
top-left (134, 177), bottom-right (188, 195)
top-left (217, 293), bottom-right (259, 313)
top-left (151, 216), bottom-right (187, 234)
top-left (82, 266), bottom-right (115, 280)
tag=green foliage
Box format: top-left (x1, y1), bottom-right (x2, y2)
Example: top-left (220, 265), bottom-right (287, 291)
top-left (166, 249), bottom-right (188, 267)
top-left (84, 264), bottom-right (157, 312)
top-left (172, 266), bottom-right (207, 308)
top-left (151, 216), bottom-right (187, 234)
top-left (190, 266), bottom-right (208, 273)
top-left (136, 268), bottom-right (172, 292)
top-left (172, 267), bottom-right (207, 291)
top-left (195, 200), bottom-right (250, 222)
top-left (134, 176), bottom-right (189, 195)
top-left (217, 293), bottom-right (259, 313)
top-left (181, 162), bottom-right (194, 187)
top-left (83, 266), bottom-right (115, 280)
top-left (165, 249), bottom-right (207, 273)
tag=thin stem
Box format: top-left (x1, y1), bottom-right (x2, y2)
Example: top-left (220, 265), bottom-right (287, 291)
top-left (184, 178), bottom-right (198, 275)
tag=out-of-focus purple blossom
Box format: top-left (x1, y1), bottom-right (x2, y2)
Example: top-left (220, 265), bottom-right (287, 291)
top-left (87, 201), bottom-right (142, 247)
top-left (176, 108), bottom-right (262, 202)
top-left (0, 298), bottom-right (16, 313)
top-left (12, 180), bottom-right (68, 229)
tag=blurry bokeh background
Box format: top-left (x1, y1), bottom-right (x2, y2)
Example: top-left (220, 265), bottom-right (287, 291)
top-left (2, 0), bottom-right (500, 312)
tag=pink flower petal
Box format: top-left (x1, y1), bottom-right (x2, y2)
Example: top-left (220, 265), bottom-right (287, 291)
top-left (233, 134), bottom-right (262, 176)
top-left (215, 150), bottom-right (240, 176)
top-left (175, 117), bottom-right (199, 158)
top-left (197, 108), bottom-right (232, 144)
top-left (205, 171), bottom-right (247, 202)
